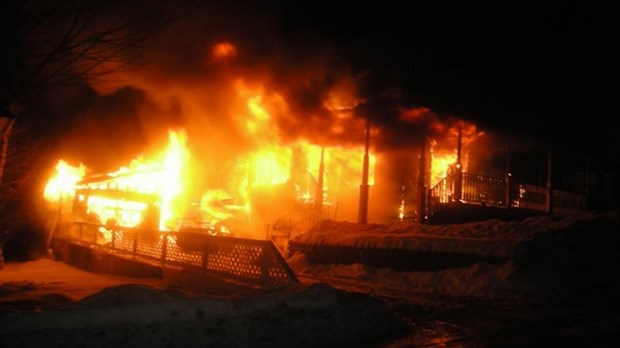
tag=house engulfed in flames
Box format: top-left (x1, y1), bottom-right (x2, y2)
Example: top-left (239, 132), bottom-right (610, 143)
top-left (41, 40), bottom-right (487, 241)
top-left (43, 129), bottom-right (381, 243)
top-left (43, 125), bottom-right (484, 246)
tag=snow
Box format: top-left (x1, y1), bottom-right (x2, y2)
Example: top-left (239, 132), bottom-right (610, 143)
top-left (288, 252), bottom-right (534, 300)
top-left (0, 259), bottom-right (164, 303)
top-left (0, 259), bottom-right (405, 347)
top-left (292, 210), bottom-right (616, 258)
top-left (2, 210), bottom-right (618, 346)
top-left (289, 210), bottom-right (620, 301)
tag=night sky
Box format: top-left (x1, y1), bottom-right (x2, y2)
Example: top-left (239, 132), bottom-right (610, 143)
top-left (276, 2), bottom-right (618, 157)
top-left (2, 1), bottom-right (618, 186)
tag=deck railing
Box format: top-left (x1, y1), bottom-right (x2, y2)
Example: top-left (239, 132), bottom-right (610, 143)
top-left (429, 172), bottom-right (585, 214)
top-left (63, 222), bottom-right (299, 288)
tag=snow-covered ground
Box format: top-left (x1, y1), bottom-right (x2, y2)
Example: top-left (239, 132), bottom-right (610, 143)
top-left (0, 259), bottom-right (405, 347)
top-left (296, 212), bottom-right (620, 299)
top-left (289, 252), bottom-right (531, 300)
top-left (290, 210), bottom-right (620, 301)
top-left (2, 210), bottom-right (618, 347)
top-left (286, 210), bottom-right (620, 346)
top-left (292, 210), bottom-right (616, 258)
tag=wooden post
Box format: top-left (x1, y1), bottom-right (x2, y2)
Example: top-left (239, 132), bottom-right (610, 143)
top-left (315, 147), bottom-right (325, 214)
top-left (546, 151), bottom-right (553, 214)
top-left (584, 158), bottom-right (590, 210)
top-left (505, 146), bottom-right (511, 208)
top-left (418, 138), bottom-right (427, 223)
top-left (92, 224), bottom-right (98, 244)
top-left (132, 231), bottom-right (138, 259)
top-left (201, 241), bottom-right (208, 275)
top-left (161, 234), bottom-right (168, 266)
top-left (454, 126), bottom-right (463, 203)
top-left (358, 121), bottom-right (370, 224)
top-left (260, 246), bottom-right (270, 287)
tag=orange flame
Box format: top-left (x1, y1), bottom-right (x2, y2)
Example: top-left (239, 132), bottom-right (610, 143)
top-left (45, 78), bottom-right (381, 234)
top-left (68, 130), bottom-right (190, 231)
top-left (429, 121), bottom-right (482, 187)
top-left (44, 160), bottom-right (85, 203)
top-left (211, 42), bottom-right (237, 62)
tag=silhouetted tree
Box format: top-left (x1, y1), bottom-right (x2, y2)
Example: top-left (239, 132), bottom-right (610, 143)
top-left (0, 0), bottom-right (192, 258)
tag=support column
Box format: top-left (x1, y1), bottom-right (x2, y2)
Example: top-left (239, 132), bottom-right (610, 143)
top-left (546, 151), bottom-right (553, 214)
top-left (505, 146), bottom-right (511, 208)
top-left (584, 158), bottom-right (590, 210)
top-left (358, 121), bottom-right (371, 224)
top-left (453, 126), bottom-right (463, 203)
top-left (417, 138), bottom-right (427, 223)
top-left (315, 147), bottom-right (325, 214)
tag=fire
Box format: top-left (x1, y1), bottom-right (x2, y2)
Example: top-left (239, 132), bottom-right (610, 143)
top-left (211, 42), bottom-right (237, 61)
top-left (429, 121), bottom-right (482, 187)
top-left (70, 130), bottom-right (190, 231)
top-left (44, 71), bottom-right (383, 234)
top-left (42, 95), bottom-right (377, 237)
top-left (246, 148), bottom-right (290, 187)
top-left (43, 160), bottom-right (85, 203)
top-left (430, 146), bottom-right (457, 187)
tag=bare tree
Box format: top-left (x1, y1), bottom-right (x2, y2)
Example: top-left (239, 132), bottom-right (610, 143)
top-left (0, 0), bottom-right (193, 256)
top-left (1, 0), bottom-right (189, 107)
top-left (1, 0), bottom-right (193, 177)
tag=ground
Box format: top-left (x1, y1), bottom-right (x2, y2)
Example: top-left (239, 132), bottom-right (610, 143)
top-left (0, 259), bottom-right (404, 347)
top-left (2, 210), bottom-right (619, 347)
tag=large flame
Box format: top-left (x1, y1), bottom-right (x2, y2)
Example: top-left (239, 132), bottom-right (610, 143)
top-left (430, 145), bottom-right (457, 187)
top-left (69, 130), bottom-right (190, 231)
top-left (43, 160), bottom-right (85, 203)
top-left (45, 38), bottom-right (496, 231)
top-left (429, 121), bottom-right (482, 187)
top-left (45, 112), bottom-right (376, 237)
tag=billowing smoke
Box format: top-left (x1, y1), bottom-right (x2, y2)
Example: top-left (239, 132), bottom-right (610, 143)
top-left (70, 2), bottom-right (484, 156)
top-left (49, 1), bottom-right (504, 224)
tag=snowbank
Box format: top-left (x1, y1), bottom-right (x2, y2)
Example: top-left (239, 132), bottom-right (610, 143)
top-left (292, 211), bottom-right (616, 258)
top-left (289, 251), bottom-right (534, 300)
top-left (0, 260), bottom-right (406, 347)
top-left (289, 211), bottom-right (620, 302)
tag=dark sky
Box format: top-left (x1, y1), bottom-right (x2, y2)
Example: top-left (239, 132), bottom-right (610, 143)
top-left (272, 2), bottom-right (618, 164)
top-left (7, 1), bottom-right (616, 176)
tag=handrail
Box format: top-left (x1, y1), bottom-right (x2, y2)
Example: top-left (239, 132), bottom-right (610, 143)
top-left (429, 171), bottom-right (585, 214)
top-left (65, 222), bottom-right (299, 288)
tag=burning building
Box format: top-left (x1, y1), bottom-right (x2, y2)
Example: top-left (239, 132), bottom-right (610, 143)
top-left (42, 27), bottom-right (583, 244)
